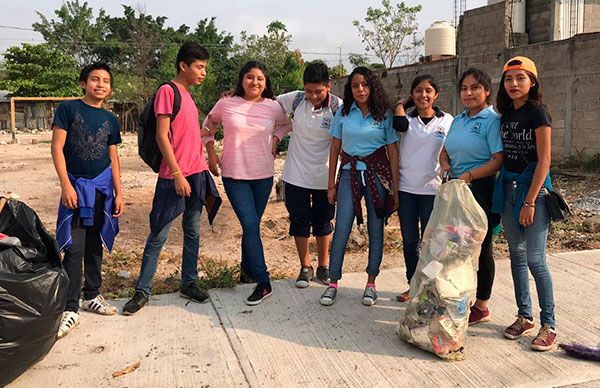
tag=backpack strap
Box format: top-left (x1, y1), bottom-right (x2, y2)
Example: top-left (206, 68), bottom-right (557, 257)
top-left (163, 81), bottom-right (182, 121)
top-left (330, 94), bottom-right (340, 116)
top-left (290, 91), bottom-right (305, 120)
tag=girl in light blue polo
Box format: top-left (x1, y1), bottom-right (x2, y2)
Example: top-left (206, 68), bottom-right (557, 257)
top-left (319, 67), bottom-right (399, 307)
top-left (440, 68), bottom-right (503, 326)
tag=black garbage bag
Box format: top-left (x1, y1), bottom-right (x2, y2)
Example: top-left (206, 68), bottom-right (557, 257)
top-left (0, 198), bottom-right (68, 386)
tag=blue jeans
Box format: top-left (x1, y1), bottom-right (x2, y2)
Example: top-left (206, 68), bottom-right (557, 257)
top-left (222, 177), bottom-right (273, 287)
top-left (136, 195), bottom-right (202, 296)
top-left (329, 169), bottom-right (385, 282)
top-left (398, 191), bottom-right (435, 283)
top-left (502, 182), bottom-right (556, 328)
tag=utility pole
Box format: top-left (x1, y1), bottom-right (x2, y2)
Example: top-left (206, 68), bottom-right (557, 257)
top-left (338, 45), bottom-right (343, 77)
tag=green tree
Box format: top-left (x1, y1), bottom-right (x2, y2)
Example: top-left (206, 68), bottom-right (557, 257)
top-left (33, 0), bottom-right (106, 65)
top-left (348, 53), bottom-right (370, 68)
top-left (353, 0), bottom-right (422, 68)
top-left (347, 53), bottom-right (386, 72)
top-left (188, 17), bottom-right (237, 114)
top-left (0, 43), bottom-right (81, 97)
top-left (304, 59), bottom-right (328, 67)
top-left (234, 21), bottom-right (304, 94)
top-left (153, 17), bottom-right (237, 115)
top-left (99, 5), bottom-right (173, 101)
top-left (330, 64), bottom-right (347, 78)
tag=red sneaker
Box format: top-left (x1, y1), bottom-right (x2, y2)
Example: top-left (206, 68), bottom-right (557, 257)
top-left (468, 305), bottom-right (490, 325)
top-left (504, 316), bottom-right (535, 340)
top-left (531, 325), bottom-right (557, 351)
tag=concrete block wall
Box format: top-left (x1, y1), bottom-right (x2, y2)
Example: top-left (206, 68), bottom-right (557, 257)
top-left (584, 0), bottom-right (600, 33)
top-left (331, 1), bottom-right (600, 160)
top-left (330, 60), bottom-right (458, 117)
top-left (332, 32), bottom-right (600, 159)
top-left (457, 2), bottom-right (508, 57)
top-left (526, 0), bottom-right (554, 43)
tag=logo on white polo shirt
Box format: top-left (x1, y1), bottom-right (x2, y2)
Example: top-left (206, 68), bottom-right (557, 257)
top-left (434, 127), bottom-right (446, 139)
top-left (321, 117), bottom-right (332, 128)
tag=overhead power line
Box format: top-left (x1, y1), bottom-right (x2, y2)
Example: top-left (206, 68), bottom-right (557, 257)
top-left (0, 24), bottom-right (36, 31)
top-left (0, 24), bottom-right (393, 60)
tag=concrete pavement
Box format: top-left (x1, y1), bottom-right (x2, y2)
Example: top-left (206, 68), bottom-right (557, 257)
top-left (10, 250), bottom-right (600, 387)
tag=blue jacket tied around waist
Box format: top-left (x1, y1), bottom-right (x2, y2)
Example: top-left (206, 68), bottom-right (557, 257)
top-left (149, 171), bottom-right (222, 234)
top-left (56, 167), bottom-right (119, 252)
top-left (491, 162), bottom-right (552, 229)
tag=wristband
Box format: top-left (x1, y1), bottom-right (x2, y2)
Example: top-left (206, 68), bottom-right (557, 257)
top-left (171, 170), bottom-right (181, 178)
top-left (328, 185), bottom-right (337, 190)
top-left (523, 201), bottom-right (536, 208)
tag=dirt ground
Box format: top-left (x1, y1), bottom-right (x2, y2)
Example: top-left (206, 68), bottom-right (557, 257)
top-left (2, 130), bottom-right (600, 297)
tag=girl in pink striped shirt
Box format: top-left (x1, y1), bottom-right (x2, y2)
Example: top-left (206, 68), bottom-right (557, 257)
top-left (203, 61), bottom-right (290, 305)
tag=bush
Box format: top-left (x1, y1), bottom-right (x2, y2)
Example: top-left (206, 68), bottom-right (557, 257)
top-left (196, 259), bottom-right (239, 289)
top-left (559, 153), bottom-right (600, 172)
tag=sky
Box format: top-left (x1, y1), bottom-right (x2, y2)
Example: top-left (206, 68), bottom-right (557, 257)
top-left (0, 0), bottom-right (488, 66)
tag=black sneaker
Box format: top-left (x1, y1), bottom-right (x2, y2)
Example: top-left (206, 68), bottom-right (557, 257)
top-left (246, 283), bottom-right (272, 306)
top-left (239, 268), bottom-right (254, 284)
top-left (295, 266), bottom-right (314, 288)
top-left (122, 291), bottom-right (149, 316)
top-left (180, 283), bottom-right (210, 303)
top-left (316, 266), bottom-right (330, 284)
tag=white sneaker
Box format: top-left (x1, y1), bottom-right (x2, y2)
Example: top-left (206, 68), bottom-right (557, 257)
top-left (81, 294), bottom-right (117, 315)
top-left (57, 311), bottom-right (80, 339)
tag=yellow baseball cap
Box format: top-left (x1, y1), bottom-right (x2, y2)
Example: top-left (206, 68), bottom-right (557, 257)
top-left (503, 56), bottom-right (538, 79)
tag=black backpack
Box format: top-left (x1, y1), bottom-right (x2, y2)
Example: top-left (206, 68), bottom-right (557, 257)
top-left (138, 81), bottom-right (182, 173)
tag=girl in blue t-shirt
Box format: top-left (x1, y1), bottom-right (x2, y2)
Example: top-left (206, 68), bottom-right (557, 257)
top-left (492, 56), bottom-right (556, 352)
top-left (440, 68), bottom-right (503, 326)
top-left (319, 67), bottom-right (399, 307)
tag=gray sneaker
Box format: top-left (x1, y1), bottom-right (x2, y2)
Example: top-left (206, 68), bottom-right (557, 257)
top-left (320, 286), bottom-right (337, 306)
top-left (362, 286), bottom-right (377, 306)
top-left (295, 266), bottom-right (314, 288)
top-left (316, 266), bottom-right (330, 284)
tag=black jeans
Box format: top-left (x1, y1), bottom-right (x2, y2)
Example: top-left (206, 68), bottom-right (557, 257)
top-left (469, 176), bottom-right (499, 301)
top-left (63, 191), bottom-right (105, 312)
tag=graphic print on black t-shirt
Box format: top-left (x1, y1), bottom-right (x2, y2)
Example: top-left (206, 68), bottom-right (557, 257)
top-left (53, 99), bottom-right (121, 179)
top-left (500, 102), bottom-right (552, 173)
top-left (69, 113), bottom-right (111, 161)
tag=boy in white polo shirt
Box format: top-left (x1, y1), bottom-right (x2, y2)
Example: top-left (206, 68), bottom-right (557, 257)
top-left (275, 62), bottom-right (342, 288)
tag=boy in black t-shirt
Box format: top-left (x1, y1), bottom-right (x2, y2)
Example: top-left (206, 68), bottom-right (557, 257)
top-left (51, 63), bottom-right (124, 339)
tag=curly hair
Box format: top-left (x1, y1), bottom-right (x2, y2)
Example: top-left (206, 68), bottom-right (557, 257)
top-left (341, 67), bottom-right (390, 122)
top-left (233, 61), bottom-right (275, 100)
